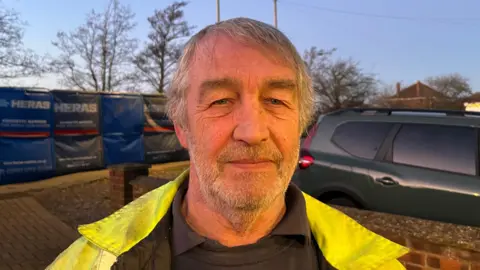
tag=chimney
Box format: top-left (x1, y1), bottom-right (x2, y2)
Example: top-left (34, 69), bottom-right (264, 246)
top-left (396, 82), bottom-right (401, 96)
top-left (416, 80), bottom-right (421, 97)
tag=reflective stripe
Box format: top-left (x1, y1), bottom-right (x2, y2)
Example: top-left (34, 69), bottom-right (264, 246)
top-left (97, 250), bottom-right (117, 270)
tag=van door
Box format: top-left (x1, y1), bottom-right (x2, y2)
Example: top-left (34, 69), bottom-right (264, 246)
top-left (367, 123), bottom-right (480, 227)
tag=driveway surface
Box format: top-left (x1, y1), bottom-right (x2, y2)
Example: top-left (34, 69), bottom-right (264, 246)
top-left (0, 197), bottom-right (78, 269)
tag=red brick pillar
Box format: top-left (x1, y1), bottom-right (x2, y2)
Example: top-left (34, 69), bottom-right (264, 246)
top-left (131, 176), bottom-right (172, 200)
top-left (109, 163), bottom-right (151, 211)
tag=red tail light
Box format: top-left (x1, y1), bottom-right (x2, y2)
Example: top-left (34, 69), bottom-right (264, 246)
top-left (301, 122), bottom-right (319, 149)
top-left (298, 155), bottom-right (314, 169)
top-left (298, 121), bottom-right (319, 170)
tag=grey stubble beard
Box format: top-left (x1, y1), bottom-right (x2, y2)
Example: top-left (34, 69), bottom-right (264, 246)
top-left (187, 132), bottom-right (300, 234)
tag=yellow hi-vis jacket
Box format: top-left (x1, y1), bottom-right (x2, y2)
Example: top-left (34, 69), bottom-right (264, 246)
top-left (46, 169), bottom-right (409, 270)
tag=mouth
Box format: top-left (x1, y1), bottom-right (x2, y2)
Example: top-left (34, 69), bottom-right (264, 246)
top-left (228, 159), bottom-right (272, 164)
top-left (226, 159), bottom-right (275, 170)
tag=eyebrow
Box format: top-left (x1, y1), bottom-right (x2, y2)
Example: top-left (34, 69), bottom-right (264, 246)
top-left (199, 77), bottom-right (241, 102)
top-left (200, 77), bottom-right (241, 92)
top-left (198, 77), bottom-right (298, 102)
top-left (262, 78), bottom-right (297, 91)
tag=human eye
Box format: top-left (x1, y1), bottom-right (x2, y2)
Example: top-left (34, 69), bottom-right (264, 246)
top-left (211, 98), bottom-right (231, 106)
top-left (265, 98), bottom-right (285, 106)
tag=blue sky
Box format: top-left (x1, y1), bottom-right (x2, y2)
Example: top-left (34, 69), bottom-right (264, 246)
top-left (4, 0), bottom-right (480, 91)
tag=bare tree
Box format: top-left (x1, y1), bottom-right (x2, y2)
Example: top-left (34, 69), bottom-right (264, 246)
top-left (0, 4), bottom-right (47, 80)
top-left (304, 47), bottom-right (378, 113)
top-left (133, 1), bottom-right (194, 93)
top-left (50, 0), bottom-right (137, 91)
top-left (425, 73), bottom-right (472, 100)
top-left (369, 83), bottom-right (397, 108)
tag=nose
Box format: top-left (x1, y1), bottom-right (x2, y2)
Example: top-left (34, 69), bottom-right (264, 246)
top-left (233, 99), bottom-right (269, 145)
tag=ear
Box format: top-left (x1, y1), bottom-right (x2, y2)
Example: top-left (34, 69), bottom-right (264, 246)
top-left (174, 122), bottom-right (189, 149)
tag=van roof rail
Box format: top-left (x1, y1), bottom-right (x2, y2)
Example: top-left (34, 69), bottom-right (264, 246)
top-left (328, 107), bottom-right (480, 117)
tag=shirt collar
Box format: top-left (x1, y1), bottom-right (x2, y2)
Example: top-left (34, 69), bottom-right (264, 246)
top-left (171, 179), bottom-right (311, 256)
top-left (171, 180), bottom-right (206, 256)
top-left (269, 183), bottom-right (311, 240)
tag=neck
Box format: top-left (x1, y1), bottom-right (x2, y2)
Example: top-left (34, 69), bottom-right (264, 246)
top-left (182, 179), bottom-right (286, 247)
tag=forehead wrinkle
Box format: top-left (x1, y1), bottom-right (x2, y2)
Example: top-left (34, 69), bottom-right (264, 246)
top-left (190, 32), bottom-right (299, 100)
top-left (193, 32), bottom-right (222, 69)
top-left (195, 31), bottom-right (295, 69)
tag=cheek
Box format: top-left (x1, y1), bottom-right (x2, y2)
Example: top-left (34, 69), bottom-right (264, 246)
top-left (191, 114), bottom-right (234, 154)
top-left (269, 116), bottom-right (300, 153)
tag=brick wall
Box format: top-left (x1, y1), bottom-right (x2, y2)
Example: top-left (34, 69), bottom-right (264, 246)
top-left (109, 163), bottom-right (151, 211)
top-left (375, 230), bottom-right (480, 269)
top-left (130, 176), bottom-right (172, 200)
top-left (109, 163), bottom-right (179, 211)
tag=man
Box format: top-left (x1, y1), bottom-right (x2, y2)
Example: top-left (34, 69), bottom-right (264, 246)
top-left (47, 17), bottom-right (408, 269)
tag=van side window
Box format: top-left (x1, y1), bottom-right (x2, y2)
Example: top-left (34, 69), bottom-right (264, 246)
top-left (392, 124), bottom-right (476, 175)
top-left (332, 122), bottom-right (393, 159)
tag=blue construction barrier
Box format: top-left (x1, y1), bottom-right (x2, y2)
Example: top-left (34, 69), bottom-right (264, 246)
top-left (0, 88), bottom-right (53, 135)
top-left (143, 95), bottom-right (173, 132)
top-left (54, 135), bottom-right (104, 173)
top-left (0, 87), bottom-right (187, 185)
top-left (102, 94), bottom-right (144, 135)
top-left (0, 137), bottom-right (55, 184)
top-left (103, 133), bottom-right (145, 166)
top-left (52, 90), bottom-right (100, 132)
top-left (144, 132), bottom-right (185, 164)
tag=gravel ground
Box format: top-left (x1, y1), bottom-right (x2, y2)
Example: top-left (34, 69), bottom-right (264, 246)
top-left (334, 205), bottom-right (480, 252)
top-left (30, 167), bottom-right (188, 230)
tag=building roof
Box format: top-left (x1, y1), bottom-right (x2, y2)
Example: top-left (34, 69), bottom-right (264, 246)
top-left (391, 81), bottom-right (446, 100)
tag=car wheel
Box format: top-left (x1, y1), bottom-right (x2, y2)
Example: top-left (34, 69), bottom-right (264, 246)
top-left (326, 197), bottom-right (357, 207)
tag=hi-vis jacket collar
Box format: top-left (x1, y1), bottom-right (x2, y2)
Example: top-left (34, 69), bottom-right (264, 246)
top-left (51, 169), bottom-right (409, 270)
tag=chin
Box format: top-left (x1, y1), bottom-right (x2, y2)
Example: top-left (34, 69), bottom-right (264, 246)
top-left (213, 172), bottom-right (288, 207)
top-left (223, 169), bottom-right (276, 184)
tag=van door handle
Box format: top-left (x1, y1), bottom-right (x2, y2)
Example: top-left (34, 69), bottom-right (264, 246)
top-left (375, 177), bottom-right (398, 186)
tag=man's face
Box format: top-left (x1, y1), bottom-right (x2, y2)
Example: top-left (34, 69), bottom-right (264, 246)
top-left (176, 34), bottom-right (301, 211)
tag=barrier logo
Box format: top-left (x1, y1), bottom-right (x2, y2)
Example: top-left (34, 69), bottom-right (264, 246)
top-left (54, 103), bottom-right (98, 113)
top-left (10, 100), bottom-right (51, 110)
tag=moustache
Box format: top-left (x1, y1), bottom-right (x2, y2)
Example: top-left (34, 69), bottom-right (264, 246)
top-left (217, 143), bottom-right (283, 165)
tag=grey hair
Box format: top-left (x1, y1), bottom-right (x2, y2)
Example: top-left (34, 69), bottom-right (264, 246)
top-left (165, 17), bottom-right (316, 132)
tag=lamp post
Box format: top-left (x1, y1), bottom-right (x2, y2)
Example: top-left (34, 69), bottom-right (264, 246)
top-left (216, 0), bottom-right (220, 23)
top-left (274, 0), bottom-right (278, 28)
